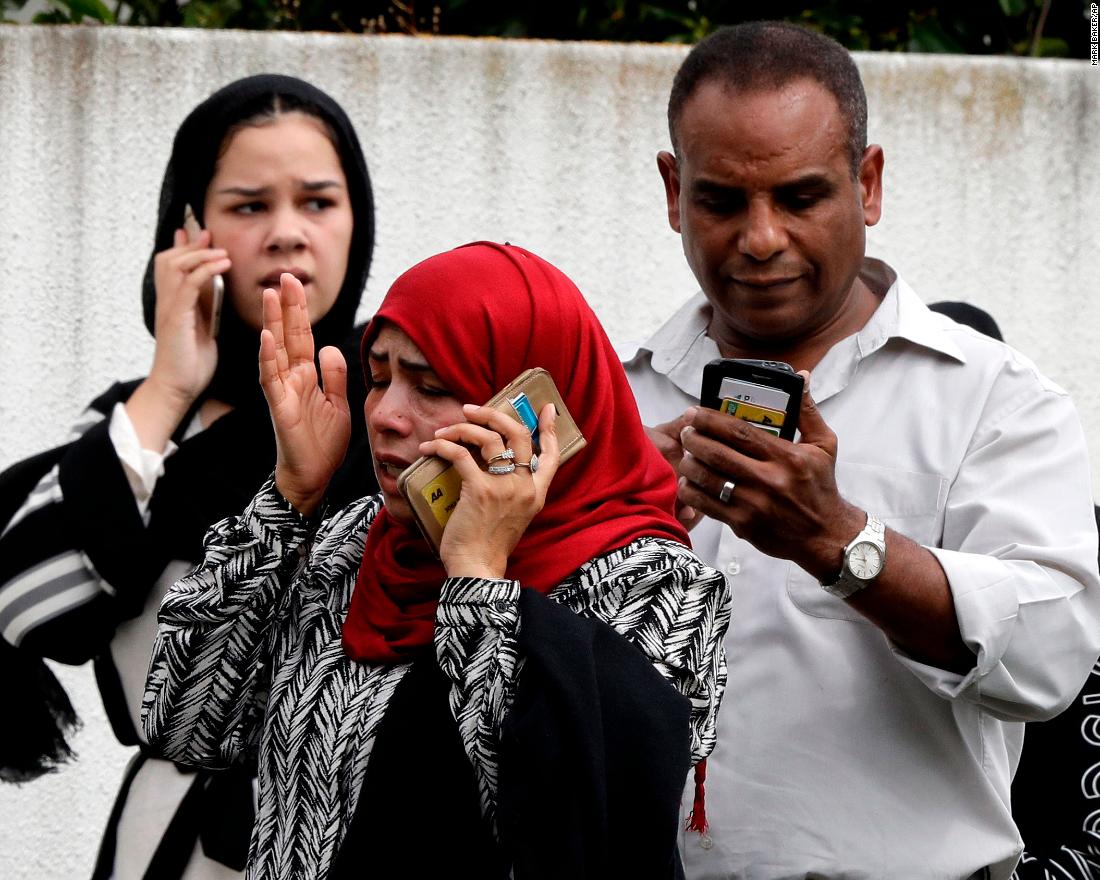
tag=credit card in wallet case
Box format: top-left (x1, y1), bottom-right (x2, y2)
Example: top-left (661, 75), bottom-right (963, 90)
top-left (397, 368), bottom-right (586, 555)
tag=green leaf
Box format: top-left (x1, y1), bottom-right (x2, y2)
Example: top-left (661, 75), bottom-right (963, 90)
top-left (998, 0), bottom-right (1026, 16)
top-left (55, 0), bottom-right (115, 22)
top-left (32, 8), bottom-right (72, 22)
top-left (908, 18), bottom-right (967, 53)
top-left (1034, 36), bottom-right (1070, 57)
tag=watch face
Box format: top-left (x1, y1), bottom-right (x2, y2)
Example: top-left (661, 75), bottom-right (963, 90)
top-left (848, 541), bottom-right (883, 580)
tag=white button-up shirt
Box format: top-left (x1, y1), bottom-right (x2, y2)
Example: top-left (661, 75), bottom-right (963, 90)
top-left (623, 259), bottom-right (1100, 880)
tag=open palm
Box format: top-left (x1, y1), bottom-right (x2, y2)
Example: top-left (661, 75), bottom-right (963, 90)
top-left (259, 273), bottom-right (352, 516)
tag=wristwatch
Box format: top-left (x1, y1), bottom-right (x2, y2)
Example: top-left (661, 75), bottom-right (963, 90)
top-left (819, 513), bottom-right (886, 599)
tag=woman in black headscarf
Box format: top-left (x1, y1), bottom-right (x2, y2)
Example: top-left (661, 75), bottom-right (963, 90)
top-left (0, 74), bottom-right (376, 879)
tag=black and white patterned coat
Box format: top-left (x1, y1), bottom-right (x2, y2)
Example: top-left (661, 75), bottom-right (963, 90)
top-left (143, 479), bottom-right (731, 879)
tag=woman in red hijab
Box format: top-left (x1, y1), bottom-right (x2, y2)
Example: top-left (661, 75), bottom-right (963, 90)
top-left (144, 242), bottom-right (731, 879)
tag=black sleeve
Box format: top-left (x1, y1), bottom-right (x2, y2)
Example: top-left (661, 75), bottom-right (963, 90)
top-left (56, 417), bottom-right (162, 615)
top-left (0, 382), bottom-right (159, 664)
top-left (497, 589), bottom-right (690, 880)
top-left (1009, 508), bottom-right (1100, 879)
top-left (1011, 669), bottom-right (1100, 878)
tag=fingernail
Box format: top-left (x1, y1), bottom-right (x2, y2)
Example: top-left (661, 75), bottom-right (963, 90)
top-left (462, 403), bottom-right (478, 411)
top-left (684, 406), bottom-right (698, 420)
top-left (434, 427), bottom-right (448, 436)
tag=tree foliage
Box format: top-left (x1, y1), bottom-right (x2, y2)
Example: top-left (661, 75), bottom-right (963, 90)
top-left (2, 0), bottom-right (1092, 59)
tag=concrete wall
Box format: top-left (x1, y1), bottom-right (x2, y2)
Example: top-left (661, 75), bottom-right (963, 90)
top-left (0, 23), bottom-right (1096, 877)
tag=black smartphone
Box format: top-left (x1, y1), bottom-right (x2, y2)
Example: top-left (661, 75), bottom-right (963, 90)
top-left (700, 358), bottom-right (804, 441)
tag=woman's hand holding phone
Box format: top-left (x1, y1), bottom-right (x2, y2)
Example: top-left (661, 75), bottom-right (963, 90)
top-left (147, 226), bottom-right (230, 404)
top-left (420, 402), bottom-right (561, 581)
top-left (260, 273), bottom-right (352, 518)
top-left (124, 223), bottom-right (232, 455)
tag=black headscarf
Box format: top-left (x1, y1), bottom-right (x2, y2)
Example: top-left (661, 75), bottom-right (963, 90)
top-left (927, 301), bottom-right (1003, 342)
top-left (141, 73), bottom-right (375, 407)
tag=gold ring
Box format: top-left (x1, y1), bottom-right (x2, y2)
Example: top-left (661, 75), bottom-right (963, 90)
top-left (487, 448), bottom-right (515, 464)
top-left (514, 454), bottom-right (539, 474)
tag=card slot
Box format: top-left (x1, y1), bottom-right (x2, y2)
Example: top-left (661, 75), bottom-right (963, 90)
top-left (397, 368), bottom-right (587, 554)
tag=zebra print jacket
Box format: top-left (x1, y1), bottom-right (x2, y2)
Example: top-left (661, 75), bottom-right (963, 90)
top-left (143, 478), bottom-right (731, 879)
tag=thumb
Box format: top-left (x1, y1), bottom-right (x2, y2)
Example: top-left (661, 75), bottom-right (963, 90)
top-left (795, 371), bottom-right (836, 456)
top-left (318, 345), bottom-right (349, 407)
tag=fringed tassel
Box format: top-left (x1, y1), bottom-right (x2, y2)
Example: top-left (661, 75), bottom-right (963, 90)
top-left (0, 639), bottom-right (80, 784)
top-left (686, 758), bottom-right (708, 834)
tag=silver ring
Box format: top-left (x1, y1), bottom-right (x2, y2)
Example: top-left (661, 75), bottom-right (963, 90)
top-left (514, 454), bottom-right (539, 474)
top-left (718, 480), bottom-right (736, 503)
top-left (488, 463), bottom-right (516, 475)
top-left (487, 448), bottom-right (515, 464)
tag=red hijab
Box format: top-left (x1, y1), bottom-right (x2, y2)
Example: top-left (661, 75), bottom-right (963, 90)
top-left (342, 242), bottom-right (689, 662)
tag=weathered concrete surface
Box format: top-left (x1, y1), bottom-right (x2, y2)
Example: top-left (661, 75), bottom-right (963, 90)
top-left (0, 24), bottom-right (1096, 877)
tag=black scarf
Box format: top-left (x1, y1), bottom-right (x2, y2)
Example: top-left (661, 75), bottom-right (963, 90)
top-left (141, 73), bottom-right (375, 408)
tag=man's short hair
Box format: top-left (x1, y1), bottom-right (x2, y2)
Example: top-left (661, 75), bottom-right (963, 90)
top-left (668, 22), bottom-right (868, 176)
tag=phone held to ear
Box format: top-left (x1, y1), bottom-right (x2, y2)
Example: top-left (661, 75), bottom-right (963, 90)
top-left (397, 368), bottom-right (587, 555)
top-left (700, 358), bottom-right (804, 441)
top-left (182, 204), bottom-right (224, 338)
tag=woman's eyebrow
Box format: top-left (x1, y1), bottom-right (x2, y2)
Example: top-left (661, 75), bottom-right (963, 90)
top-left (215, 185), bottom-right (271, 197)
top-left (301, 179), bottom-right (343, 192)
top-left (398, 357), bottom-right (433, 373)
top-left (214, 180), bottom-right (342, 197)
top-left (367, 350), bottom-right (433, 373)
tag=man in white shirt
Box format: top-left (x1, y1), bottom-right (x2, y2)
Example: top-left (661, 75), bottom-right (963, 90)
top-left (623, 22), bottom-right (1100, 879)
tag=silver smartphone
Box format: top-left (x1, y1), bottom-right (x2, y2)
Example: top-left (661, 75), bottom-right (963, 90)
top-left (181, 204), bottom-right (224, 338)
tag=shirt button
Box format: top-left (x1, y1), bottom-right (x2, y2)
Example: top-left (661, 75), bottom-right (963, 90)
top-left (699, 833), bottom-right (714, 850)
top-left (493, 600), bottom-right (511, 613)
top-left (725, 558), bottom-right (741, 576)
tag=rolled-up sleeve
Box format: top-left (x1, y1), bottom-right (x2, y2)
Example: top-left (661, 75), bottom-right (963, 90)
top-left (893, 365), bottom-right (1100, 721)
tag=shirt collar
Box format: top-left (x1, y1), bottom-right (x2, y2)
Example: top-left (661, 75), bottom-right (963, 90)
top-left (862, 258), bottom-right (967, 364)
top-left (627, 257), bottom-right (967, 400)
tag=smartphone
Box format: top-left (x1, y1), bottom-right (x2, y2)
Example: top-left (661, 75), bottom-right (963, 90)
top-left (700, 358), bottom-right (804, 441)
top-left (182, 203), bottom-right (224, 338)
top-left (397, 368), bottom-right (587, 555)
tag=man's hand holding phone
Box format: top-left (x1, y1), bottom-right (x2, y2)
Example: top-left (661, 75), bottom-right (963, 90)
top-left (677, 362), bottom-right (865, 582)
top-left (644, 414), bottom-right (705, 530)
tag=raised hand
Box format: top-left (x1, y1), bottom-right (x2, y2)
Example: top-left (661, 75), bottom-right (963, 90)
top-left (418, 402), bottom-right (561, 580)
top-left (259, 273), bottom-right (352, 517)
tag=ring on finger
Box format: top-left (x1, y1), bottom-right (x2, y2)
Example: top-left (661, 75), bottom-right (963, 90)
top-left (514, 454), bottom-right (539, 474)
top-left (487, 448), bottom-right (515, 465)
top-left (718, 480), bottom-right (736, 503)
top-left (488, 462), bottom-right (517, 475)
